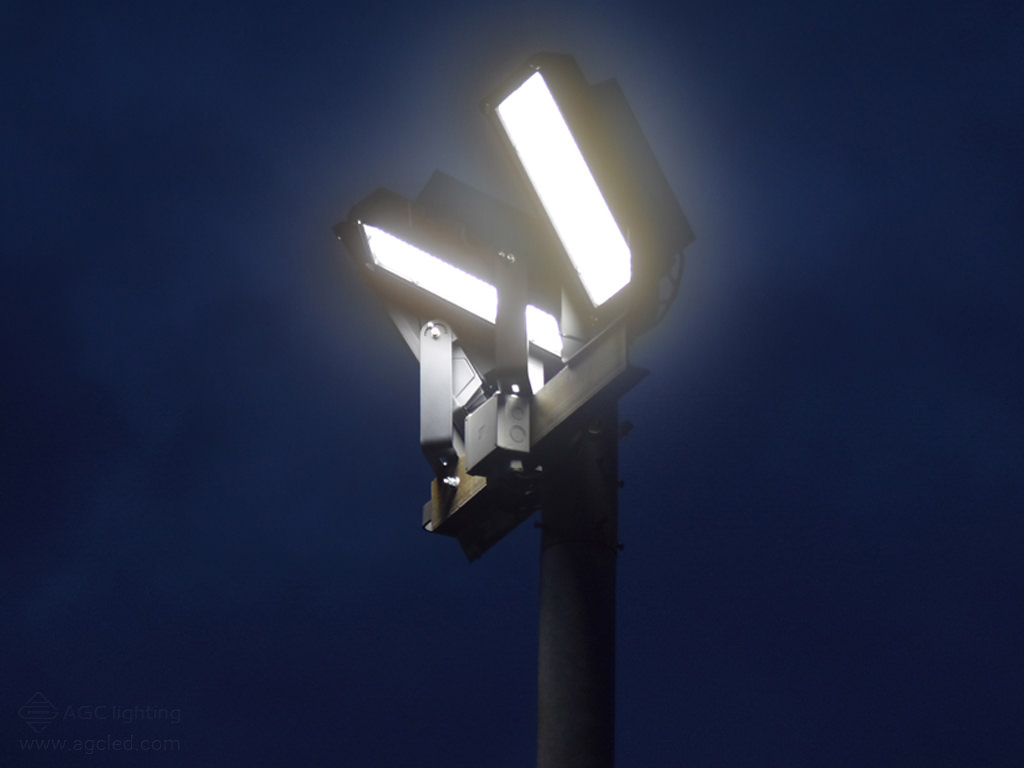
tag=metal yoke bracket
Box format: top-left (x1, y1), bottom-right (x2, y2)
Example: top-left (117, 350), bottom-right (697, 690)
top-left (494, 251), bottom-right (531, 396)
top-left (463, 251), bottom-right (534, 477)
top-left (419, 320), bottom-right (458, 484)
top-left (425, 321), bottom-right (647, 560)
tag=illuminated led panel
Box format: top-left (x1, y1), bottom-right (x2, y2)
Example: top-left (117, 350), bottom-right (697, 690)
top-left (364, 224), bottom-right (497, 322)
top-left (362, 224), bottom-right (563, 356)
top-left (495, 71), bottom-right (631, 307)
top-left (525, 304), bottom-right (562, 357)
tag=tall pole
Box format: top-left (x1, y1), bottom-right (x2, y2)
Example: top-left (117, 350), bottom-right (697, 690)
top-left (537, 402), bottom-right (619, 768)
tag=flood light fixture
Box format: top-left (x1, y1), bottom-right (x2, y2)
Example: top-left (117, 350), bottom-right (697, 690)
top-left (363, 223), bottom-right (497, 325)
top-left (494, 70), bottom-right (631, 308)
top-left (358, 221), bottom-right (563, 357)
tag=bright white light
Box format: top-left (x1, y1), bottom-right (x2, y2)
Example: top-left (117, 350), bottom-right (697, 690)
top-left (496, 71), bottom-right (631, 307)
top-left (362, 223), bottom-right (563, 356)
top-left (525, 304), bottom-right (563, 356)
top-left (364, 224), bottom-right (497, 322)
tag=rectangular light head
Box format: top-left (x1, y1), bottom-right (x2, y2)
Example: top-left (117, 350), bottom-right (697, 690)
top-left (363, 223), bottom-right (498, 324)
top-left (359, 222), bottom-right (563, 356)
top-left (494, 68), bottom-right (631, 308)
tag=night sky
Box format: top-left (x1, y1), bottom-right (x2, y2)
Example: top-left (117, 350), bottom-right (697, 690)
top-left (3, 1), bottom-right (1022, 766)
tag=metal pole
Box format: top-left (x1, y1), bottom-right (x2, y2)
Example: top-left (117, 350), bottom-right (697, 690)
top-left (537, 402), bottom-right (619, 768)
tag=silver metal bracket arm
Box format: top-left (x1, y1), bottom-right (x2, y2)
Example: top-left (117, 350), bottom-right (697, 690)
top-left (419, 320), bottom-right (458, 483)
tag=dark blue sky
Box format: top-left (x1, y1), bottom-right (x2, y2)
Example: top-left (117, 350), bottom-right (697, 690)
top-left (3, 1), bottom-right (1022, 766)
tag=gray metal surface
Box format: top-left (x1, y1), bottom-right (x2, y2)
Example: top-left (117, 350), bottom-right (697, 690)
top-left (424, 320), bottom-right (644, 559)
top-left (419, 321), bottom-right (456, 479)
